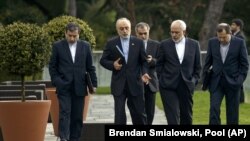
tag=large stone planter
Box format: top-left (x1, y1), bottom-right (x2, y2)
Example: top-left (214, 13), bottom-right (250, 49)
top-left (0, 100), bottom-right (51, 141)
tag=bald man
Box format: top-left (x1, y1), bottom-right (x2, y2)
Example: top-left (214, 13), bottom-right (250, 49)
top-left (202, 23), bottom-right (249, 124)
top-left (100, 17), bottom-right (150, 125)
top-left (156, 20), bottom-right (201, 125)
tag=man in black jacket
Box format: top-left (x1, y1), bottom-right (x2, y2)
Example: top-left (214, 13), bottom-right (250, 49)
top-left (135, 22), bottom-right (160, 125)
top-left (231, 18), bottom-right (247, 103)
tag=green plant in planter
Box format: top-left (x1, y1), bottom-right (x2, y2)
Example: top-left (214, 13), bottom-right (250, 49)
top-left (43, 15), bottom-right (96, 49)
top-left (0, 22), bottom-right (51, 102)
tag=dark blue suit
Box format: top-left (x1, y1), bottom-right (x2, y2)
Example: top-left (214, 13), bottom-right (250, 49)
top-left (49, 39), bottom-right (97, 140)
top-left (100, 36), bottom-right (148, 124)
top-left (144, 39), bottom-right (160, 124)
top-left (156, 38), bottom-right (201, 125)
top-left (202, 36), bottom-right (249, 124)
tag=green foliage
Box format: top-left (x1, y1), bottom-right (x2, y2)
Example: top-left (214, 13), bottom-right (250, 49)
top-left (0, 1), bottom-right (47, 25)
top-left (0, 22), bottom-right (51, 101)
top-left (0, 22), bottom-right (51, 76)
top-left (43, 15), bottom-right (96, 49)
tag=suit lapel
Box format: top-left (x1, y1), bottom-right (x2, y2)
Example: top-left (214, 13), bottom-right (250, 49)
top-left (170, 40), bottom-right (180, 64)
top-left (215, 39), bottom-right (224, 64)
top-left (74, 41), bottom-right (82, 63)
top-left (224, 37), bottom-right (235, 63)
top-left (127, 37), bottom-right (134, 64)
top-left (63, 40), bottom-right (74, 64)
top-left (183, 38), bottom-right (189, 63)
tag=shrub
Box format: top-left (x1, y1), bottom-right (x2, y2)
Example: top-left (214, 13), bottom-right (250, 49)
top-left (43, 15), bottom-right (96, 49)
top-left (0, 22), bottom-right (51, 101)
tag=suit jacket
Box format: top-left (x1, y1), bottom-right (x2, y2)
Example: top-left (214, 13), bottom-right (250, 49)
top-left (156, 38), bottom-right (201, 92)
top-left (49, 39), bottom-right (97, 96)
top-left (146, 39), bottom-right (160, 93)
top-left (100, 36), bottom-right (148, 96)
top-left (235, 31), bottom-right (246, 40)
top-left (202, 36), bottom-right (249, 92)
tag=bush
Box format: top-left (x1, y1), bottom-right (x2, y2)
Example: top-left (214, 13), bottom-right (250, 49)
top-left (0, 22), bottom-right (51, 101)
top-left (43, 15), bottom-right (96, 49)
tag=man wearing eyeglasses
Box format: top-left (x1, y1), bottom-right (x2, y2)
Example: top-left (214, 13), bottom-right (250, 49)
top-left (100, 17), bottom-right (151, 125)
top-left (135, 22), bottom-right (160, 125)
top-left (156, 20), bottom-right (201, 125)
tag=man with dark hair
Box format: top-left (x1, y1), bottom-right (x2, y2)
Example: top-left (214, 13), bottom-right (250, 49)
top-left (49, 22), bottom-right (97, 141)
top-left (231, 18), bottom-right (247, 103)
top-left (135, 22), bottom-right (160, 125)
top-left (202, 23), bottom-right (249, 125)
top-left (231, 18), bottom-right (246, 40)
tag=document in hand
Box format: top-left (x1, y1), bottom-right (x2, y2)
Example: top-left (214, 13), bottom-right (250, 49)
top-left (86, 72), bottom-right (94, 94)
top-left (115, 45), bottom-right (125, 64)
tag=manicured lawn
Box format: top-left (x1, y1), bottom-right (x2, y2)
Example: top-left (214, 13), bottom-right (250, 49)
top-left (156, 90), bottom-right (250, 125)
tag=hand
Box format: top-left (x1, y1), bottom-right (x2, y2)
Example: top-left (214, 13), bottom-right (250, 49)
top-left (113, 58), bottom-right (122, 70)
top-left (141, 73), bottom-right (151, 85)
top-left (147, 55), bottom-right (152, 62)
top-left (93, 87), bottom-right (97, 94)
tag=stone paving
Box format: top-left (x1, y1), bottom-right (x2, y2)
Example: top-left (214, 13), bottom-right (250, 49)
top-left (44, 95), bottom-right (167, 141)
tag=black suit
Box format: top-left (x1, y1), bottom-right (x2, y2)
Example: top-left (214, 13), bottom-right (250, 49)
top-left (202, 36), bottom-right (249, 124)
top-left (234, 31), bottom-right (247, 103)
top-left (144, 39), bottom-right (160, 124)
top-left (49, 39), bottom-right (97, 140)
top-left (100, 36), bottom-right (148, 124)
top-left (156, 38), bottom-right (201, 125)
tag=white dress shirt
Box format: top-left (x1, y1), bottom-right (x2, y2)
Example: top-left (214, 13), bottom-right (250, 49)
top-left (175, 37), bottom-right (186, 64)
top-left (69, 42), bottom-right (77, 63)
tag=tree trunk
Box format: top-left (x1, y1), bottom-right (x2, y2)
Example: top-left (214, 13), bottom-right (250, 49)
top-left (67, 0), bottom-right (77, 16)
top-left (199, 0), bottom-right (226, 51)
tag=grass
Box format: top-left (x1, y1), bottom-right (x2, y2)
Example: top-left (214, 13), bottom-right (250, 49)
top-left (96, 87), bottom-right (250, 124)
top-left (156, 90), bottom-right (250, 125)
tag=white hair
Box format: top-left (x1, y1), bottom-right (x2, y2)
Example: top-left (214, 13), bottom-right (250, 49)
top-left (171, 20), bottom-right (186, 30)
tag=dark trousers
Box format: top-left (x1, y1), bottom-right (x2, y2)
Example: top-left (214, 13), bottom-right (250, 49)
top-left (240, 86), bottom-right (245, 103)
top-left (159, 79), bottom-right (193, 125)
top-left (113, 82), bottom-right (147, 125)
top-left (57, 87), bottom-right (85, 140)
top-left (144, 85), bottom-right (156, 125)
top-left (209, 77), bottom-right (240, 125)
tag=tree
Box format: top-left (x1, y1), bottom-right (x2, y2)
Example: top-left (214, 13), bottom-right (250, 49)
top-left (42, 15), bottom-right (96, 49)
top-left (0, 22), bottom-right (51, 102)
top-left (199, 0), bottom-right (227, 51)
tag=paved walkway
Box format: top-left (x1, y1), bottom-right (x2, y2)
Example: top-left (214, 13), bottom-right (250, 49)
top-left (44, 95), bottom-right (167, 141)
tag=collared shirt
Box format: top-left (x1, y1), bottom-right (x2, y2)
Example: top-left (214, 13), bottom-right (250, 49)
top-left (143, 40), bottom-right (148, 51)
top-left (175, 37), bottom-right (186, 64)
top-left (220, 43), bottom-right (230, 63)
top-left (121, 37), bottom-right (130, 63)
top-left (69, 42), bottom-right (77, 63)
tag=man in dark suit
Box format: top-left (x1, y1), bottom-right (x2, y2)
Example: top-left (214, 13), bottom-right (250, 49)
top-left (49, 23), bottom-right (97, 141)
top-left (202, 23), bottom-right (249, 125)
top-left (135, 22), bottom-right (160, 125)
top-left (100, 17), bottom-right (151, 125)
top-left (156, 20), bottom-right (201, 125)
top-left (231, 18), bottom-right (247, 103)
